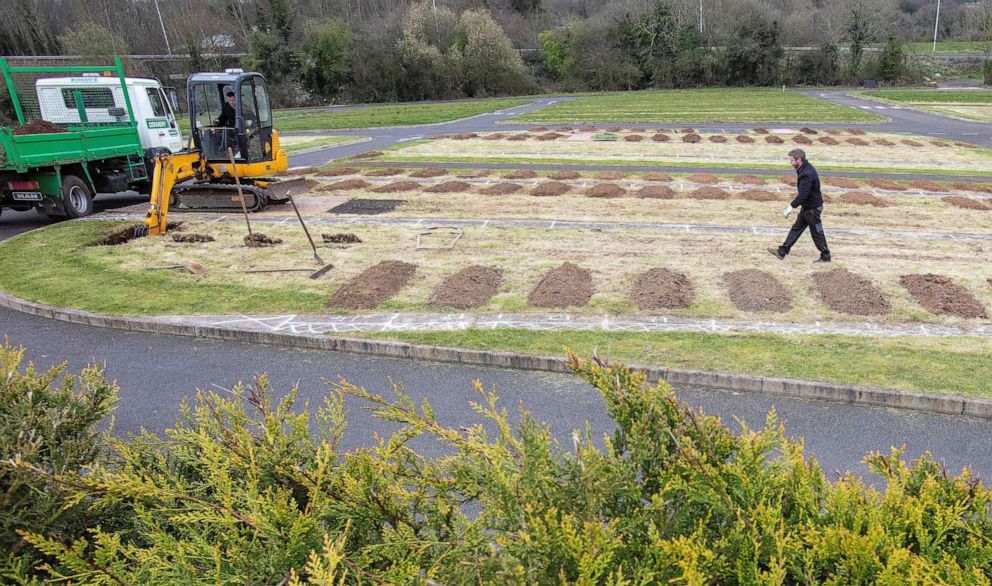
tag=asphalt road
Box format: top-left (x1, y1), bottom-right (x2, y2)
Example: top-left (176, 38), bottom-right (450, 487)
top-left (2, 306), bottom-right (991, 483)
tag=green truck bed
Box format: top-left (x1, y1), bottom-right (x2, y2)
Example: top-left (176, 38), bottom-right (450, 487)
top-left (0, 126), bottom-right (144, 172)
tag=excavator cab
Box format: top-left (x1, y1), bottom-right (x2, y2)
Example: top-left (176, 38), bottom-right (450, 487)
top-left (188, 70), bottom-right (278, 166)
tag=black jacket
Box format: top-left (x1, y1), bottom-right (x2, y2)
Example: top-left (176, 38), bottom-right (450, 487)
top-left (790, 161), bottom-right (823, 209)
top-left (214, 101), bottom-right (236, 127)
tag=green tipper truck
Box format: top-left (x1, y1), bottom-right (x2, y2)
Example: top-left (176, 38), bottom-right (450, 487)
top-left (0, 57), bottom-right (183, 219)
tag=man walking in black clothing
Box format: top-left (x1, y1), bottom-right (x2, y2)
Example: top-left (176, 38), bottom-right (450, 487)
top-left (768, 148), bottom-right (831, 263)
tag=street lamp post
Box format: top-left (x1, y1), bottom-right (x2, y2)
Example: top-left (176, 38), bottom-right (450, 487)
top-left (932, 0), bottom-right (941, 53)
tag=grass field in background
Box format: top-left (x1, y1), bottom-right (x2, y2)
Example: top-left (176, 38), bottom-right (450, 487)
top-left (513, 89), bottom-right (885, 123)
top-left (359, 330), bottom-right (992, 397)
top-left (861, 90), bottom-right (992, 104)
top-left (279, 135), bottom-right (362, 153)
top-left (903, 41), bottom-right (990, 54)
top-left (273, 99), bottom-right (528, 131)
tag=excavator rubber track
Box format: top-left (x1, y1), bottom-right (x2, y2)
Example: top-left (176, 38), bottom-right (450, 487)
top-left (172, 177), bottom-right (307, 213)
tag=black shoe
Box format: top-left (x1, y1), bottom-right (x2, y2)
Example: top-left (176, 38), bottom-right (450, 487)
top-left (813, 258), bottom-right (831, 263)
top-left (767, 247), bottom-right (785, 260)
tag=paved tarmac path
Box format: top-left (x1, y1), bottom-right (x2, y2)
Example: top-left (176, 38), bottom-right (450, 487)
top-left (3, 304), bottom-right (990, 483)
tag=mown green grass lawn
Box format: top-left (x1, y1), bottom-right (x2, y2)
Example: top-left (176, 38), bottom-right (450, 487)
top-left (359, 330), bottom-right (992, 397)
top-left (861, 90), bottom-right (992, 104)
top-left (513, 89), bottom-right (884, 123)
top-left (903, 41), bottom-right (990, 54)
top-left (0, 222), bottom-right (328, 315)
top-left (279, 135), bottom-right (362, 153)
top-left (272, 99), bottom-right (528, 131)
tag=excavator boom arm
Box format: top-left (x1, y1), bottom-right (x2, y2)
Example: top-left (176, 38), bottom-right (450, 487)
top-left (142, 152), bottom-right (202, 235)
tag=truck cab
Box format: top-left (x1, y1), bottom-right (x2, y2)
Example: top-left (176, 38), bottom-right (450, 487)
top-left (36, 75), bottom-right (184, 153)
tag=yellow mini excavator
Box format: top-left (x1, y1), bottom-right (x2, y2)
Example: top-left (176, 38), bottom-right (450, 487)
top-left (139, 69), bottom-right (305, 236)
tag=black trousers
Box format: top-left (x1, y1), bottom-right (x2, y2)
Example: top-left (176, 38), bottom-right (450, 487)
top-left (779, 206), bottom-right (830, 260)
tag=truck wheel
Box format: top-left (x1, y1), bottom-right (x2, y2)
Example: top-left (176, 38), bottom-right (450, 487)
top-left (61, 175), bottom-right (94, 219)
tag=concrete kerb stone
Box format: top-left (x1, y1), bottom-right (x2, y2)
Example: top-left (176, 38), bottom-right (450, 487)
top-left (3, 290), bottom-right (992, 420)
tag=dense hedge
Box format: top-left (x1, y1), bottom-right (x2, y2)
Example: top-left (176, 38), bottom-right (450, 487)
top-left (2, 341), bottom-right (991, 584)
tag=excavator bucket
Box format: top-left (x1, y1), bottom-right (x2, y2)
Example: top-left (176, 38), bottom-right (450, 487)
top-left (261, 176), bottom-right (308, 201)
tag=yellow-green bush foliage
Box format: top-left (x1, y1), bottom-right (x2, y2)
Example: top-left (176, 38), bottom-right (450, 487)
top-left (8, 350), bottom-right (992, 584)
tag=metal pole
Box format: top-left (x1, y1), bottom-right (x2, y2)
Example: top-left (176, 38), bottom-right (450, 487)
top-left (153, 0), bottom-right (173, 55)
top-left (932, 0), bottom-right (941, 53)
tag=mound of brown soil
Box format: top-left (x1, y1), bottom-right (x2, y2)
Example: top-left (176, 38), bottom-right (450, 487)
top-left (752, 128), bottom-right (769, 134)
top-left (867, 179), bottom-right (906, 191)
top-left (321, 179), bottom-right (370, 191)
top-left (364, 168), bottom-right (404, 177)
top-left (688, 173), bottom-right (719, 184)
top-left (643, 172), bottom-right (673, 182)
top-left (322, 233), bottom-right (361, 244)
top-left (606, 127), bottom-right (623, 132)
top-left (172, 233), bottom-right (215, 243)
top-left (740, 189), bottom-right (778, 201)
top-left (530, 181), bottom-right (572, 196)
top-left (327, 260), bottom-right (417, 310)
top-left (735, 135), bottom-right (755, 144)
top-left (901, 139), bottom-right (923, 147)
top-left (824, 129), bottom-right (843, 135)
top-left (549, 170), bottom-right (582, 180)
top-left (825, 177), bottom-right (860, 188)
top-left (372, 181), bottom-right (421, 193)
top-left (535, 132), bottom-right (565, 141)
top-left (630, 268), bottom-right (695, 310)
top-left (636, 185), bottom-right (677, 199)
top-left (425, 181), bottom-right (473, 193)
top-left (812, 269), bottom-right (890, 316)
top-left (558, 126), bottom-right (573, 132)
top-left (623, 134), bottom-right (644, 142)
top-left (724, 270), bottom-right (792, 312)
top-left (244, 233), bottom-right (282, 247)
top-left (528, 126), bottom-right (549, 132)
top-left (586, 183), bottom-right (627, 198)
top-left (317, 167), bottom-right (360, 177)
top-left (410, 167), bottom-right (448, 178)
top-left (579, 125), bottom-right (598, 132)
top-left (594, 171), bottom-right (625, 180)
top-left (799, 127), bottom-right (818, 135)
top-left (451, 133), bottom-right (478, 140)
top-left (351, 151), bottom-right (383, 159)
top-left (629, 127), bottom-right (646, 133)
top-left (942, 196), bottom-right (988, 210)
top-left (817, 137), bottom-right (839, 145)
top-left (456, 169), bottom-right (490, 178)
top-left (847, 128), bottom-right (865, 135)
top-left (502, 170), bottom-right (538, 179)
top-left (482, 133), bottom-right (506, 141)
top-left (12, 120), bottom-right (67, 135)
top-left (735, 175), bottom-right (766, 185)
top-left (506, 134), bottom-right (529, 141)
top-left (527, 262), bottom-right (593, 308)
top-left (429, 265), bottom-right (504, 309)
top-left (975, 184), bottom-right (992, 194)
top-left (792, 135), bottom-right (813, 145)
top-left (479, 182), bottom-right (523, 195)
top-left (839, 191), bottom-right (887, 206)
top-left (780, 175), bottom-right (796, 186)
top-left (909, 180), bottom-right (944, 192)
top-left (930, 141), bottom-right (950, 148)
top-left (765, 135), bottom-right (784, 144)
top-left (708, 135), bottom-right (728, 143)
top-left (900, 274), bottom-right (987, 318)
top-left (951, 182), bottom-right (983, 192)
top-left (651, 133), bottom-right (671, 142)
top-left (846, 138), bottom-right (869, 146)
top-left (874, 138), bottom-right (895, 146)
top-left (682, 133), bottom-right (702, 143)
top-left (691, 186), bottom-right (729, 200)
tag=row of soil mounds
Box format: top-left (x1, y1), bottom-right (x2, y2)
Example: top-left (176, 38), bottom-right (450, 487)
top-left (318, 167), bottom-right (992, 195)
top-left (326, 261), bottom-right (988, 318)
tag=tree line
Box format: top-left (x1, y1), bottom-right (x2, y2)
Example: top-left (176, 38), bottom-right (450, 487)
top-left (1, 0), bottom-right (991, 106)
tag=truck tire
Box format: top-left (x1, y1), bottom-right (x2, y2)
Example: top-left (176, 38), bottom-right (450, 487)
top-left (61, 175), bottom-right (94, 219)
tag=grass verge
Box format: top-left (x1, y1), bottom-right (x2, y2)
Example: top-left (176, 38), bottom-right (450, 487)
top-left (513, 89), bottom-right (884, 123)
top-left (861, 90), bottom-right (992, 104)
top-left (281, 135), bottom-right (364, 153)
top-left (358, 330), bottom-right (992, 397)
top-left (0, 222), bottom-right (328, 315)
top-left (273, 99), bottom-right (528, 130)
